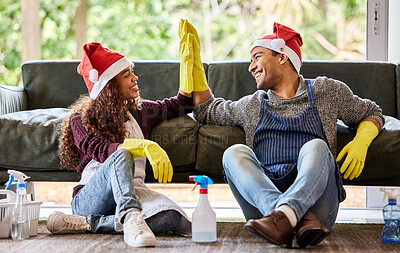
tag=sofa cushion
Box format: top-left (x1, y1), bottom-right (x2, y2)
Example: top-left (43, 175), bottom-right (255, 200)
top-left (194, 116), bottom-right (400, 186)
top-left (21, 60), bottom-right (209, 109)
top-left (301, 61), bottom-right (397, 118)
top-left (22, 61), bottom-right (87, 110)
top-left (337, 116), bottom-right (400, 186)
top-left (196, 124), bottom-right (245, 177)
top-left (148, 115), bottom-right (199, 173)
top-left (0, 108), bottom-right (69, 171)
top-left (207, 61), bottom-right (257, 101)
top-left (134, 61), bottom-right (208, 101)
top-left (207, 61), bottom-right (398, 119)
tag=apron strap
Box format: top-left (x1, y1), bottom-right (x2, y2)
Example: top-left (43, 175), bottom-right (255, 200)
top-left (305, 79), bottom-right (316, 106)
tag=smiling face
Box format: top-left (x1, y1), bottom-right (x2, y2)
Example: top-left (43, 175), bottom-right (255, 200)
top-left (248, 47), bottom-right (285, 91)
top-left (115, 66), bottom-right (139, 100)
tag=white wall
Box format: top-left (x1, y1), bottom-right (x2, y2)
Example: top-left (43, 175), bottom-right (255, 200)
top-left (388, 0), bottom-right (400, 62)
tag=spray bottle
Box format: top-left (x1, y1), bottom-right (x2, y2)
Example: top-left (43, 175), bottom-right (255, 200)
top-left (380, 187), bottom-right (400, 244)
top-left (189, 175), bottom-right (216, 242)
top-left (5, 170), bottom-right (30, 240)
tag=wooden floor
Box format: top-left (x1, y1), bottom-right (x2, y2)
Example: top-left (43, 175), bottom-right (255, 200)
top-left (1, 221), bottom-right (399, 252)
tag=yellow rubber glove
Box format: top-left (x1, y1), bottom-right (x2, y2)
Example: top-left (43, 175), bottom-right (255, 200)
top-left (185, 20), bottom-right (209, 92)
top-left (179, 19), bottom-right (209, 92)
top-left (179, 19), bottom-right (194, 93)
top-left (336, 120), bottom-right (379, 180)
top-left (119, 138), bottom-right (173, 184)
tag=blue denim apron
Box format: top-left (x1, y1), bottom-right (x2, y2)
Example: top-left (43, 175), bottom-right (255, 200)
top-left (253, 79), bottom-right (345, 201)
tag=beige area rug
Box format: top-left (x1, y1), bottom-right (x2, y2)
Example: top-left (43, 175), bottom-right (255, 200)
top-left (1, 221), bottom-right (400, 252)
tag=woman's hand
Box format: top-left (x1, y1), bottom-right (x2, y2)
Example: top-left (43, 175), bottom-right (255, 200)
top-left (119, 138), bottom-right (173, 184)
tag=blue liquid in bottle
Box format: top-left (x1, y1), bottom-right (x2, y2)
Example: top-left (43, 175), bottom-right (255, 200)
top-left (382, 198), bottom-right (400, 244)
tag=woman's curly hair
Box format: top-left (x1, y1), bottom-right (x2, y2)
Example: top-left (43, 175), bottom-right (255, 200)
top-left (58, 77), bottom-right (141, 171)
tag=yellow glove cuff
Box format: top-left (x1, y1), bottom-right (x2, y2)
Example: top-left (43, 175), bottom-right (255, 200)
top-left (189, 20), bottom-right (209, 92)
top-left (119, 138), bottom-right (151, 158)
top-left (193, 60), bottom-right (208, 92)
top-left (354, 120), bottom-right (379, 146)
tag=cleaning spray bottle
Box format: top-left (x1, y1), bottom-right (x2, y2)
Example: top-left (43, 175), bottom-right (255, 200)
top-left (189, 175), bottom-right (216, 242)
top-left (5, 169), bottom-right (30, 240)
top-left (380, 187), bottom-right (400, 244)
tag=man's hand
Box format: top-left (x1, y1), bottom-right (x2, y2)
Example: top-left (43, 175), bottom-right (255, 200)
top-left (336, 120), bottom-right (379, 180)
top-left (179, 19), bottom-right (209, 92)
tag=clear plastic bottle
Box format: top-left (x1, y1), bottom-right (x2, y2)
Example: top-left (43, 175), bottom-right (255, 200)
top-left (6, 170), bottom-right (30, 240)
top-left (189, 175), bottom-right (217, 242)
top-left (382, 197), bottom-right (400, 244)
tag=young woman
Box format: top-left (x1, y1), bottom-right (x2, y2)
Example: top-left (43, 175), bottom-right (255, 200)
top-left (47, 42), bottom-right (192, 247)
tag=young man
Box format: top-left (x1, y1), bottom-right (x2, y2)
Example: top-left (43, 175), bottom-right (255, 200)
top-left (179, 20), bottom-right (383, 248)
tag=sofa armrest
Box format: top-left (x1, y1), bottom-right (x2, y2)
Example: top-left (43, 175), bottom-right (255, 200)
top-left (0, 84), bottom-right (27, 115)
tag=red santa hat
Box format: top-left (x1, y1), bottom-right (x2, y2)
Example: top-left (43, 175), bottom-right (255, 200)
top-left (250, 22), bottom-right (303, 73)
top-left (77, 42), bottom-right (133, 99)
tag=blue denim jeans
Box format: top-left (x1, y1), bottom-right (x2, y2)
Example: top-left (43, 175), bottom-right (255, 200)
top-left (223, 139), bottom-right (339, 229)
top-left (72, 149), bottom-right (181, 234)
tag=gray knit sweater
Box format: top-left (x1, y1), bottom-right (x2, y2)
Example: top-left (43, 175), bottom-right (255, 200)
top-left (194, 75), bottom-right (384, 156)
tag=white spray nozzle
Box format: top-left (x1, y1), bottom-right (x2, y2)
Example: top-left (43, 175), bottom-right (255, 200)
top-left (5, 170), bottom-right (30, 189)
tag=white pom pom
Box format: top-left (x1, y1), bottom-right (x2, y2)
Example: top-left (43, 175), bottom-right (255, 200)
top-left (89, 69), bottom-right (99, 82)
top-left (271, 38), bottom-right (285, 52)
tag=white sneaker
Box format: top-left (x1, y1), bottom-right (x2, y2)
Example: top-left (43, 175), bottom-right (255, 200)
top-left (47, 211), bottom-right (91, 234)
top-left (123, 209), bottom-right (156, 247)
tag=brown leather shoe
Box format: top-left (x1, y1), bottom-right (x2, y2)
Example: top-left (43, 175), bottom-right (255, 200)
top-left (296, 211), bottom-right (329, 248)
top-left (244, 210), bottom-right (294, 247)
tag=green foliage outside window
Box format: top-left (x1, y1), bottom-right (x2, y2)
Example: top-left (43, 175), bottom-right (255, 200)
top-left (0, 0), bottom-right (366, 86)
